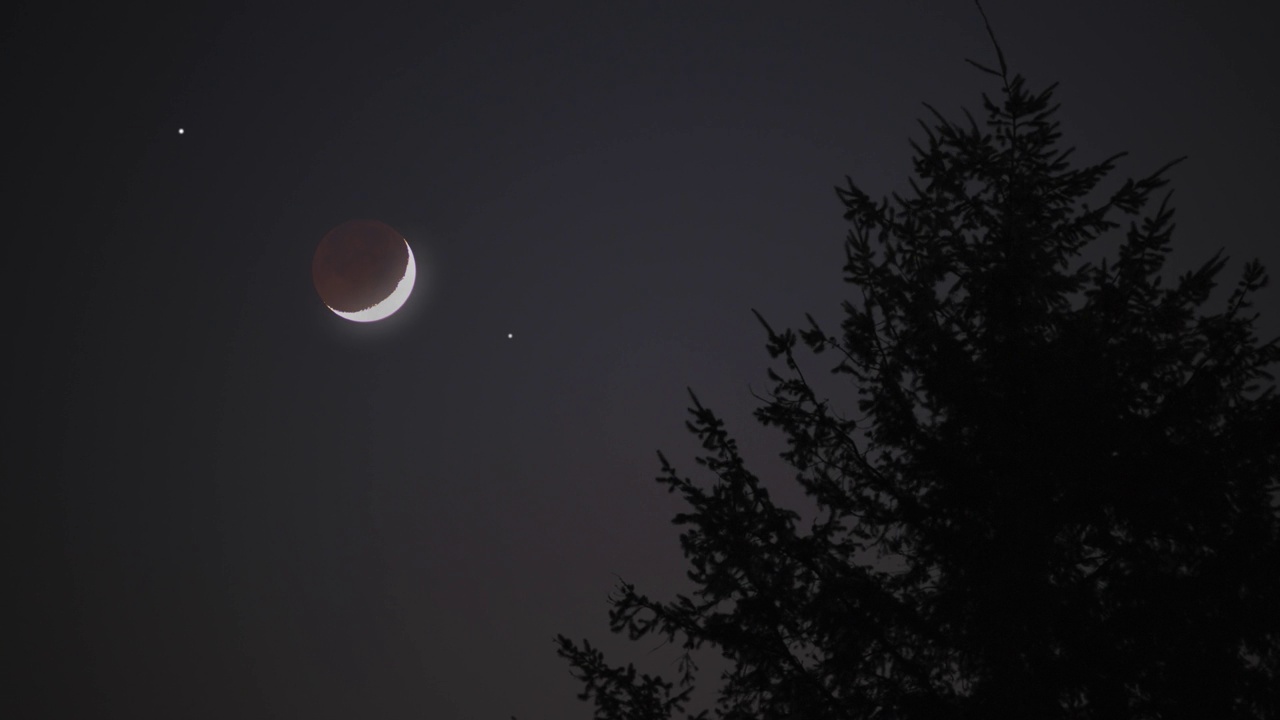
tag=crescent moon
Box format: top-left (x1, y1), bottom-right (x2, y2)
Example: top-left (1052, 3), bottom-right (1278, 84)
top-left (312, 220), bottom-right (417, 323)
top-left (328, 241), bottom-right (416, 322)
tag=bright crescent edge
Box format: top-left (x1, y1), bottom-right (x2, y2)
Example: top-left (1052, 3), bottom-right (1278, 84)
top-left (329, 240), bottom-right (416, 322)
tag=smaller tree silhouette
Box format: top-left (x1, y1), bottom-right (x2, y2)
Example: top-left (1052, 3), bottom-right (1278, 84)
top-left (556, 16), bottom-right (1279, 720)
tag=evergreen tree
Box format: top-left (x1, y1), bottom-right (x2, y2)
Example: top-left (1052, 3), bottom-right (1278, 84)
top-left (557, 16), bottom-right (1279, 720)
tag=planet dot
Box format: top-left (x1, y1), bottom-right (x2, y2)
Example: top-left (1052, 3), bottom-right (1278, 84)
top-left (178, 128), bottom-right (184, 134)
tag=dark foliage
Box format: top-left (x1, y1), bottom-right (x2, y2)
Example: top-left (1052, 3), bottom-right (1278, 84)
top-left (556, 17), bottom-right (1280, 720)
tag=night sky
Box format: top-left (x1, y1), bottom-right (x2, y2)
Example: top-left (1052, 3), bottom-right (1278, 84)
top-left (10, 2), bottom-right (1278, 718)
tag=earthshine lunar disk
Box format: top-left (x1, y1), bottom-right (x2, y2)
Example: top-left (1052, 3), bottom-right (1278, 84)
top-left (312, 220), bottom-right (416, 322)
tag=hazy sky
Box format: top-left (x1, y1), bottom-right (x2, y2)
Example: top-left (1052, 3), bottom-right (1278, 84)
top-left (11, 2), bottom-right (1278, 718)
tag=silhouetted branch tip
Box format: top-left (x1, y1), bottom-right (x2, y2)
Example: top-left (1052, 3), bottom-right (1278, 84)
top-left (972, 0), bottom-right (1008, 80)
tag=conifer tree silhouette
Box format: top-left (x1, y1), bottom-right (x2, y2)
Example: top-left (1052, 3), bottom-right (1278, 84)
top-left (557, 7), bottom-right (1279, 718)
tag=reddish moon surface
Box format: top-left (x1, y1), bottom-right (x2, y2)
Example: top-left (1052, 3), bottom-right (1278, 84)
top-left (312, 220), bottom-right (410, 314)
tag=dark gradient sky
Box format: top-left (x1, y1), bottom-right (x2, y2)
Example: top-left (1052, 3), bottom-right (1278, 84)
top-left (10, 2), bottom-right (1278, 718)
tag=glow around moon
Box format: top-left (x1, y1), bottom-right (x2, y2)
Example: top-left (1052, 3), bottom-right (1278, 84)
top-left (328, 241), bottom-right (416, 322)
